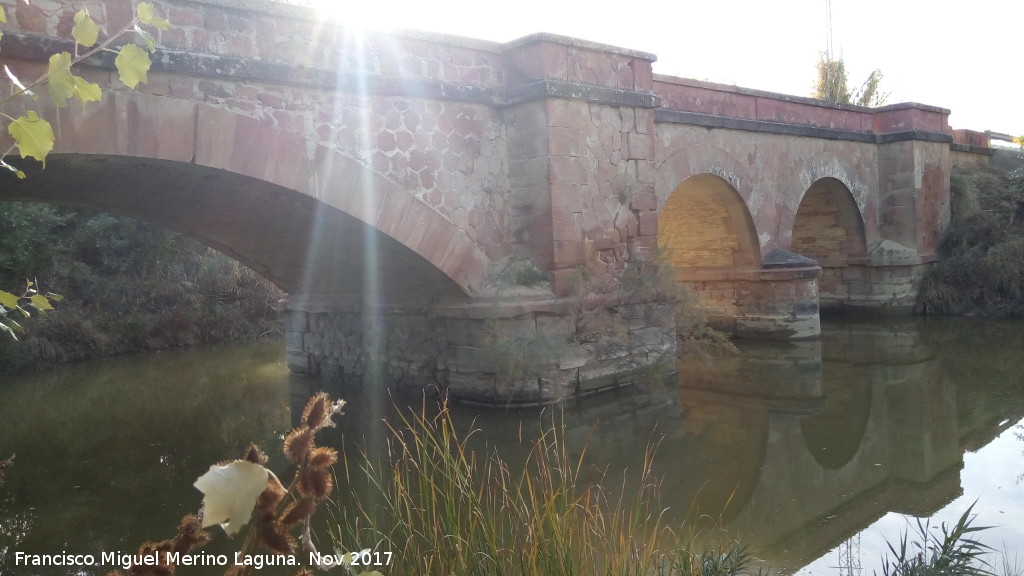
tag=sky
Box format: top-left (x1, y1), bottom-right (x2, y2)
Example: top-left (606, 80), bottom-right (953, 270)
top-left (311, 0), bottom-right (1023, 139)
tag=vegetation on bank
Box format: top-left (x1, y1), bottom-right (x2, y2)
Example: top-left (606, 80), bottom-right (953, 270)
top-left (916, 153), bottom-right (1024, 316)
top-left (0, 201), bottom-right (283, 373)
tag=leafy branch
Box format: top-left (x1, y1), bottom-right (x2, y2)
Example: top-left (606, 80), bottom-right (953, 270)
top-left (0, 278), bottom-right (62, 340)
top-left (0, 1), bottom-right (169, 177)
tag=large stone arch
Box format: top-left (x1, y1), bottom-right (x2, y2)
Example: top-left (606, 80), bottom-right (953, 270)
top-left (658, 173), bottom-right (761, 273)
top-left (0, 92), bottom-right (488, 303)
top-left (791, 178), bottom-right (868, 308)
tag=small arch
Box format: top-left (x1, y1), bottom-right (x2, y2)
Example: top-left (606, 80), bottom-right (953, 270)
top-left (658, 174), bottom-right (761, 271)
top-left (792, 177), bottom-right (867, 267)
top-left (792, 178), bottom-right (868, 307)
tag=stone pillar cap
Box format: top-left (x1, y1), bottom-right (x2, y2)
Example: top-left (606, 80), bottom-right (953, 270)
top-left (762, 248), bottom-right (819, 269)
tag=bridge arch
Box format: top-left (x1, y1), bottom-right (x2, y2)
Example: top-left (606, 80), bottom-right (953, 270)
top-left (791, 177), bottom-right (868, 307)
top-left (0, 95), bottom-right (488, 303)
top-left (658, 173), bottom-right (761, 273)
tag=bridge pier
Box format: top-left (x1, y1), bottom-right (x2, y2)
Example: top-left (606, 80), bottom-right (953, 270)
top-left (679, 250), bottom-right (823, 340)
top-left (280, 293), bottom-right (675, 405)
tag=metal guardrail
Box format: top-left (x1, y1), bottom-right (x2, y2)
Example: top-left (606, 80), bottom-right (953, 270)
top-left (987, 131), bottom-right (1017, 143)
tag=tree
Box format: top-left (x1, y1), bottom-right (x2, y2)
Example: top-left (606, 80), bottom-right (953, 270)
top-left (0, 1), bottom-right (169, 338)
top-left (813, 52), bottom-right (889, 107)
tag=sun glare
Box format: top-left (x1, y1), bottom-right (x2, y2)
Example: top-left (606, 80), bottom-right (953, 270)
top-left (302, 0), bottom-right (413, 33)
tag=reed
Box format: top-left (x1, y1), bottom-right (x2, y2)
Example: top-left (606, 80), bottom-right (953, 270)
top-left (877, 503), bottom-right (998, 576)
top-left (331, 400), bottom-right (765, 576)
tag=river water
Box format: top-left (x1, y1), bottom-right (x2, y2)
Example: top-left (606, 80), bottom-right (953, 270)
top-left (1, 316), bottom-right (1023, 575)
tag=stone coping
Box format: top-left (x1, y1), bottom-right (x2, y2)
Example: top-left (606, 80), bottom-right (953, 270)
top-left (874, 101), bottom-right (951, 115)
top-left (653, 74), bottom-right (951, 116)
top-left (501, 32), bottom-right (657, 62)
top-left (950, 143), bottom-right (998, 156)
top-left (655, 109), bottom-right (953, 144)
top-left (653, 74), bottom-right (873, 112)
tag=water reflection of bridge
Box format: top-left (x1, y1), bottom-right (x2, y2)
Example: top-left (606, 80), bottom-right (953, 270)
top-left (553, 317), bottom-right (1024, 573)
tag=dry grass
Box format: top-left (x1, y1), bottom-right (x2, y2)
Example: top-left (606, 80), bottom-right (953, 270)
top-left (331, 400), bottom-right (765, 576)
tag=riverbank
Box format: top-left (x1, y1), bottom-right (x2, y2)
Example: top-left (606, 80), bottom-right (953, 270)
top-left (0, 203), bottom-right (283, 374)
top-left (916, 148), bottom-right (1024, 316)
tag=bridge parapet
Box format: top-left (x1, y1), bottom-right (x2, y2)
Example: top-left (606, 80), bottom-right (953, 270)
top-left (654, 75), bottom-right (956, 143)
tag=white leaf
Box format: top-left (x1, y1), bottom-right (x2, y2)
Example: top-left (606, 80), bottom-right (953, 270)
top-left (193, 460), bottom-right (269, 537)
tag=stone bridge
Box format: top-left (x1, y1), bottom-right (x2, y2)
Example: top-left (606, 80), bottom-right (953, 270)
top-left (0, 0), bottom-right (996, 403)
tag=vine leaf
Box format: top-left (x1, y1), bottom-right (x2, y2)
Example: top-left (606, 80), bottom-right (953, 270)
top-left (48, 52), bottom-right (77, 107)
top-left (8, 111), bottom-right (55, 166)
top-left (47, 54), bottom-right (100, 109)
top-left (194, 460), bottom-right (270, 537)
top-left (30, 294), bottom-right (54, 311)
top-left (137, 2), bottom-right (170, 30)
top-left (134, 25), bottom-right (156, 52)
top-left (72, 9), bottom-right (99, 48)
top-left (73, 76), bottom-right (102, 109)
top-left (0, 6), bottom-right (6, 44)
top-left (114, 44), bottom-right (151, 89)
top-left (0, 291), bottom-right (20, 310)
top-left (0, 322), bottom-right (17, 340)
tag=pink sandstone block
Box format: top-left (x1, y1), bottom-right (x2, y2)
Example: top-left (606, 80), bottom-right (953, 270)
top-left (638, 211), bottom-right (658, 236)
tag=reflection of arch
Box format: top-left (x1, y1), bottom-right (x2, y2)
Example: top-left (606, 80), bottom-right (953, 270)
top-left (800, 372), bottom-right (872, 470)
top-left (666, 400), bottom-right (768, 522)
top-left (792, 178), bottom-right (867, 267)
top-left (658, 174), bottom-right (761, 271)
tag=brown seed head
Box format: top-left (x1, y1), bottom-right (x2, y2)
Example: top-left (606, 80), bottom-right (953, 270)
top-left (297, 467), bottom-right (333, 500)
top-left (174, 514), bottom-right (211, 552)
top-left (257, 476), bottom-right (287, 515)
top-left (301, 393), bottom-right (332, 430)
top-left (283, 428), bottom-right (314, 464)
top-left (279, 497), bottom-right (317, 527)
top-left (308, 447), bottom-right (338, 470)
top-left (258, 521), bottom-right (295, 554)
top-left (243, 443), bottom-right (268, 465)
top-left (131, 541), bottom-right (171, 576)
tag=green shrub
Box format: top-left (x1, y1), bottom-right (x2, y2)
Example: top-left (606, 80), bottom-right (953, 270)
top-left (0, 201), bottom-right (282, 372)
top-left (917, 165), bottom-right (1024, 316)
